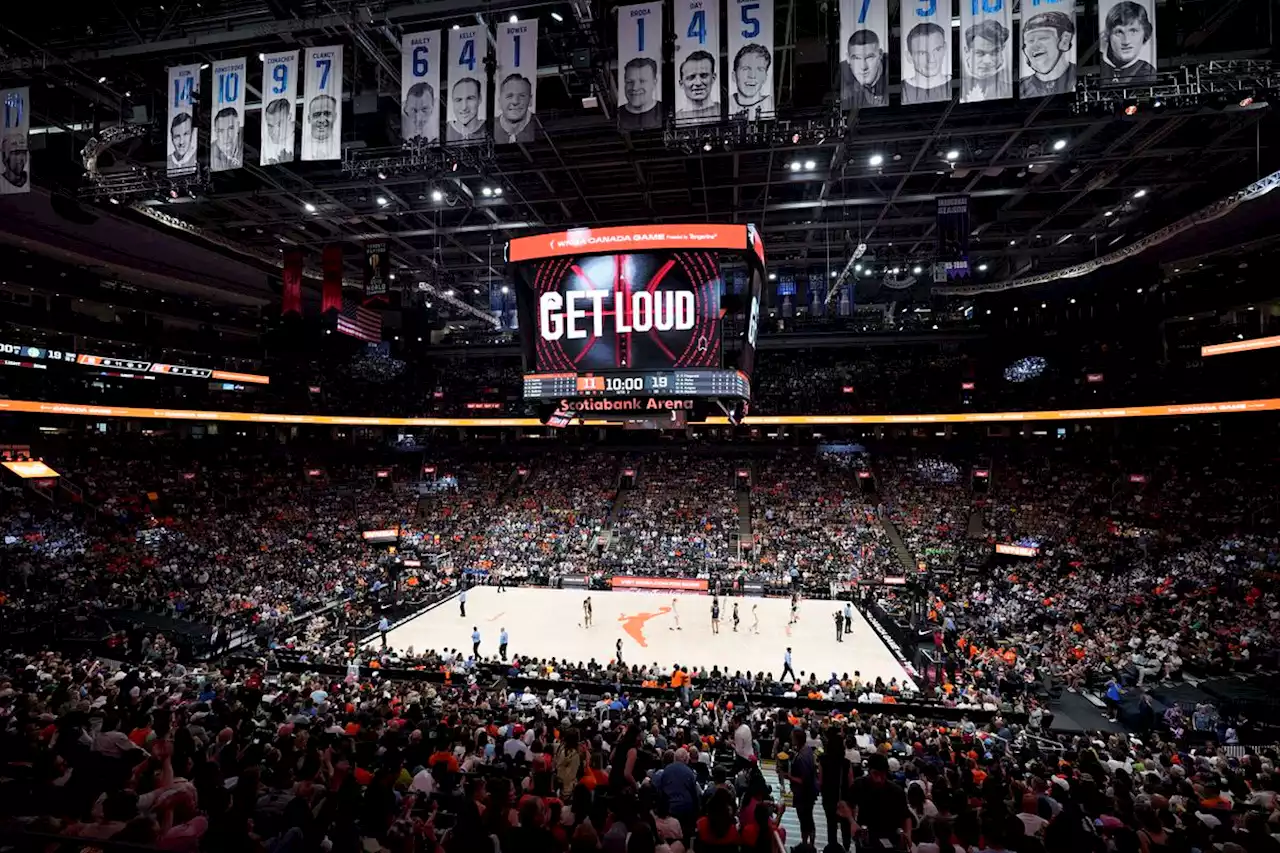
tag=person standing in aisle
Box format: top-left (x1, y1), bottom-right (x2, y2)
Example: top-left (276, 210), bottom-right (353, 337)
top-left (459, 585), bottom-right (467, 618)
top-left (732, 601), bottom-right (740, 632)
top-left (782, 647), bottom-right (797, 682)
top-left (711, 597), bottom-right (721, 634)
top-left (834, 610), bottom-right (844, 642)
top-left (499, 627), bottom-right (509, 661)
top-left (844, 600), bottom-right (854, 635)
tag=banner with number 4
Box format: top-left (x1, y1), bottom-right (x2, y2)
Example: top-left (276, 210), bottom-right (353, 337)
top-left (447, 26), bottom-right (489, 145)
top-left (674, 0), bottom-right (722, 125)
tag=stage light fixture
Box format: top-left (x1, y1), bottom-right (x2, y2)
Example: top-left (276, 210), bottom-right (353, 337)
top-left (830, 271), bottom-right (838, 278)
top-left (509, 13), bottom-right (518, 22)
top-left (452, 23), bottom-right (460, 30)
top-left (945, 149), bottom-right (960, 161)
top-left (304, 202), bottom-right (316, 212)
top-left (869, 153), bottom-right (884, 167)
top-left (791, 133), bottom-right (801, 144)
top-left (789, 161), bottom-right (800, 172)
top-left (1009, 239), bottom-right (1016, 245)
top-left (804, 160), bottom-right (815, 170)
top-left (377, 169), bottom-right (387, 180)
top-left (1104, 210), bottom-right (1113, 217)
top-left (1070, 298), bottom-right (1077, 303)
top-left (1239, 95), bottom-right (1255, 108)
top-left (501, 285), bottom-right (509, 294)
top-left (1133, 188), bottom-right (1147, 198)
top-left (109, 197), bottom-right (119, 205)
top-left (702, 141), bottom-right (712, 151)
top-left (481, 186), bottom-right (493, 197)
top-left (854, 263), bottom-right (862, 272)
top-left (913, 266), bottom-right (922, 274)
top-left (258, 53), bottom-right (265, 61)
top-left (1123, 103), bottom-right (1139, 116)
top-left (376, 196), bottom-right (388, 206)
top-left (551, 11), bottom-right (564, 21)
top-left (494, 187), bottom-right (504, 196)
top-left (1053, 138), bottom-right (1068, 151)
top-left (768, 273), bottom-right (776, 280)
top-left (431, 189), bottom-right (444, 202)
top-left (978, 263), bottom-right (989, 271)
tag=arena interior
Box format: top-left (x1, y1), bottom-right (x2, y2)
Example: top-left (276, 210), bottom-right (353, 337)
top-left (1, 1), bottom-right (1280, 852)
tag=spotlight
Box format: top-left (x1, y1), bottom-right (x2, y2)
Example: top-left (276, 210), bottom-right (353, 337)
top-left (550, 11), bottom-right (564, 21)
top-left (377, 169), bottom-right (387, 180)
top-left (703, 141), bottom-right (712, 152)
top-left (1123, 103), bottom-right (1139, 116)
top-left (945, 149), bottom-right (959, 161)
top-left (304, 202), bottom-right (316, 213)
top-left (450, 160), bottom-right (459, 172)
top-left (501, 285), bottom-right (509, 294)
top-left (1040, 302), bottom-right (1046, 308)
top-left (1052, 138), bottom-right (1068, 151)
top-left (445, 289), bottom-right (454, 296)
top-left (768, 273), bottom-right (776, 281)
top-left (854, 263), bottom-right (862, 272)
top-left (481, 186), bottom-right (493, 197)
top-left (830, 270), bottom-right (838, 278)
top-left (509, 13), bottom-right (518, 22)
top-left (109, 197), bottom-right (120, 205)
top-left (452, 23), bottom-right (460, 30)
top-left (912, 266), bottom-right (922, 274)
top-left (789, 161), bottom-right (801, 172)
top-left (169, 188), bottom-right (179, 199)
top-left (803, 160), bottom-right (815, 170)
top-left (869, 153), bottom-right (884, 167)
top-left (376, 196), bottom-right (388, 206)
top-left (978, 263), bottom-right (989, 271)
top-left (1009, 240), bottom-right (1016, 246)
top-left (1069, 298), bottom-right (1076, 304)
top-left (1239, 95), bottom-right (1254, 108)
top-left (1132, 188), bottom-right (1147, 199)
top-left (258, 53), bottom-right (265, 61)
top-left (494, 187), bottom-right (503, 196)
top-left (1103, 210), bottom-right (1113, 217)
top-left (791, 133), bottom-right (801, 144)
top-left (431, 189), bottom-right (443, 202)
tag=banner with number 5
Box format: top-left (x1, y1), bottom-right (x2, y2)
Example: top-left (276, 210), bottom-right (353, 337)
top-left (900, 0), bottom-right (953, 104)
top-left (260, 51), bottom-right (298, 166)
top-left (447, 26), bottom-right (489, 145)
top-left (402, 32), bottom-right (441, 145)
top-left (674, 0), bottom-right (721, 125)
top-left (302, 46), bottom-right (343, 161)
top-left (617, 2), bottom-right (664, 131)
top-left (839, 0), bottom-right (889, 109)
top-left (727, 0), bottom-right (774, 120)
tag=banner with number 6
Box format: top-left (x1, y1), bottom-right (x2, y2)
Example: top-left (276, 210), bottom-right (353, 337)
top-left (674, 0), bottom-right (722, 125)
top-left (900, 0), bottom-right (953, 104)
top-left (839, 0), bottom-right (889, 109)
top-left (617, 2), bottom-right (664, 132)
top-left (727, 0), bottom-right (774, 120)
top-left (447, 26), bottom-right (489, 145)
top-left (402, 31), bottom-right (441, 145)
top-left (260, 51), bottom-right (298, 165)
top-left (210, 57), bottom-right (246, 171)
top-left (302, 45), bottom-right (342, 161)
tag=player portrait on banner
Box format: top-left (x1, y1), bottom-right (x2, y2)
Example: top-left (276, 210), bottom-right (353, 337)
top-left (447, 27), bottom-right (488, 143)
top-left (260, 51), bottom-right (298, 165)
top-left (727, 0), bottom-right (774, 120)
top-left (839, 0), bottom-right (888, 109)
top-left (1019, 9), bottom-right (1076, 97)
top-left (673, 0), bottom-right (721, 124)
top-left (959, 1), bottom-right (1012, 103)
top-left (1, 87), bottom-right (30, 195)
top-left (401, 31), bottom-right (441, 145)
top-left (495, 20), bottom-right (537, 144)
top-left (617, 3), bottom-right (664, 131)
top-left (302, 46), bottom-right (343, 161)
top-left (900, 0), bottom-right (952, 104)
top-left (166, 64), bottom-right (200, 177)
top-left (1100, 0), bottom-right (1156, 83)
top-left (210, 58), bottom-right (246, 171)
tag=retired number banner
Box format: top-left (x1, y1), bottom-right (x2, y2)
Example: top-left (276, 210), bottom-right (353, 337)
top-left (302, 46), bottom-right (342, 161)
top-left (673, 0), bottom-right (722, 124)
top-left (959, 0), bottom-right (1012, 102)
top-left (446, 26), bottom-right (488, 144)
top-left (727, 0), bottom-right (775, 120)
top-left (900, 0), bottom-right (952, 104)
top-left (839, 0), bottom-right (889, 109)
top-left (166, 64), bottom-right (200, 177)
top-left (1019, 4), bottom-right (1077, 97)
top-left (210, 57), bottom-right (246, 170)
top-left (1099, 0), bottom-right (1156, 83)
top-left (0, 87), bottom-right (30, 194)
top-left (401, 31), bottom-right (441, 145)
top-left (495, 19), bottom-right (537, 144)
top-left (617, 3), bottom-right (664, 131)
top-left (260, 51), bottom-right (298, 165)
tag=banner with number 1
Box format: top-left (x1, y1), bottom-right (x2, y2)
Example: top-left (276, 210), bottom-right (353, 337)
top-left (302, 46), bottom-right (342, 161)
top-left (674, 0), bottom-right (721, 125)
top-left (495, 20), bottom-right (538, 144)
top-left (617, 2), bottom-right (665, 132)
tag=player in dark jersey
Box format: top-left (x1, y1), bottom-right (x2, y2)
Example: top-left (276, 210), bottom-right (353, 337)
top-left (711, 597), bottom-right (721, 634)
top-left (732, 601), bottom-right (740, 632)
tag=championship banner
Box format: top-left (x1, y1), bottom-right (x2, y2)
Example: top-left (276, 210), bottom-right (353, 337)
top-left (401, 31), bottom-right (441, 145)
top-left (839, 0), bottom-right (889, 109)
top-left (900, 0), bottom-right (952, 104)
top-left (495, 19), bottom-right (537, 144)
top-left (166, 64), bottom-right (200, 177)
top-left (777, 274), bottom-right (796, 318)
top-left (446, 26), bottom-right (488, 144)
top-left (673, 0), bottom-right (722, 124)
top-left (260, 51), bottom-right (298, 165)
top-left (959, 0), bottom-right (1012, 102)
top-left (617, 2), bottom-right (664, 131)
top-left (322, 243), bottom-right (344, 314)
top-left (363, 240), bottom-right (389, 303)
top-left (282, 248), bottom-right (303, 316)
top-left (807, 275), bottom-right (826, 316)
top-left (1099, 0), bottom-right (1156, 83)
top-left (1018, 6), bottom-right (1077, 97)
top-left (301, 45), bottom-right (342, 161)
top-left (727, 0), bottom-right (775, 120)
top-left (0, 87), bottom-right (30, 194)
top-left (209, 57), bottom-right (246, 171)
top-left (935, 195), bottom-right (971, 281)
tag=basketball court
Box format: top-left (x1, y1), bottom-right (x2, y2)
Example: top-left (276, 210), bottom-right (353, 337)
top-left (384, 586), bottom-right (915, 688)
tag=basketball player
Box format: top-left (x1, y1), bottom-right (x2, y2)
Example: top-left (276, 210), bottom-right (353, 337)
top-left (789, 592), bottom-right (799, 625)
top-left (616, 637), bottom-right (624, 665)
top-left (670, 598), bottom-right (682, 631)
top-left (496, 569), bottom-right (506, 593)
top-left (732, 601), bottom-right (740, 632)
top-left (711, 597), bottom-right (720, 634)
top-left (751, 604), bottom-right (760, 634)
top-left (583, 597), bottom-right (592, 627)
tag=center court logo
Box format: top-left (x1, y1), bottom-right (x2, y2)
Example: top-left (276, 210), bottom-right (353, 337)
top-left (617, 606), bottom-right (671, 647)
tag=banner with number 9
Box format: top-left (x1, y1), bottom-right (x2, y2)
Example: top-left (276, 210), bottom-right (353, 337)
top-left (617, 2), bottom-right (665, 132)
top-left (673, 0), bottom-right (722, 125)
top-left (401, 31), bottom-right (441, 145)
top-left (260, 51), bottom-right (298, 166)
top-left (899, 0), bottom-right (952, 104)
top-left (727, 0), bottom-right (775, 120)
top-left (302, 45), bottom-right (343, 161)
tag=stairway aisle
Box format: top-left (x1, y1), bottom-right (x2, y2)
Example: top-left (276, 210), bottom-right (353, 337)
top-left (877, 515), bottom-right (919, 575)
top-left (758, 758), bottom-right (828, 846)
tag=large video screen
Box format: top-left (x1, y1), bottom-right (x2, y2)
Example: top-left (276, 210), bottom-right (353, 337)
top-left (517, 251), bottom-right (723, 373)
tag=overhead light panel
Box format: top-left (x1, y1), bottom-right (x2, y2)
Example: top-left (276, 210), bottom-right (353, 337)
top-left (1133, 188), bottom-right (1147, 198)
top-left (945, 149), bottom-right (959, 161)
top-left (481, 186), bottom-right (493, 197)
top-left (551, 12), bottom-right (564, 22)
top-left (431, 189), bottom-right (444, 202)
top-left (869, 153), bottom-right (884, 167)
top-left (509, 13), bottom-right (518, 22)
top-left (1053, 138), bottom-right (1068, 151)
top-left (978, 263), bottom-right (989, 271)
top-left (376, 196), bottom-right (388, 206)
top-left (789, 161), bottom-right (801, 172)
top-left (803, 159), bottom-right (815, 170)
top-left (304, 202), bottom-right (317, 213)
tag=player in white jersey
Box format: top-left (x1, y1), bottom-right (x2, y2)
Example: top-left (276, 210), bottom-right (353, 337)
top-left (751, 604), bottom-right (760, 634)
top-left (669, 598), bottom-right (682, 630)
